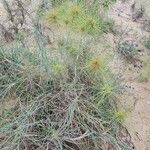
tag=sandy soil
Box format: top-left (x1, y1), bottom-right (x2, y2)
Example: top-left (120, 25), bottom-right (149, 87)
top-left (108, 0), bottom-right (150, 149)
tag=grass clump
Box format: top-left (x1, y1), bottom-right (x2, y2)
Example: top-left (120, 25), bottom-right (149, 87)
top-left (45, 1), bottom-right (109, 35)
top-left (0, 38), bottom-right (132, 149)
top-left (114, 110), bottom-right (127, 124)
top-left (75, 15), bottom-right (103, 34)
top-left (47, 8), bottom-right (60, 24)
top-left (0, 1), bottom-right (132, 149)
top-left (88, 56), bottom-right (105, 72)
top-left (100, 82), bottom-right (116, 98)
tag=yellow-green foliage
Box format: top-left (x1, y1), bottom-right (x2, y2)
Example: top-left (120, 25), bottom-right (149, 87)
top-left (47, 9), bottom-right (60, 24)
top-left (100, 83), bottom-right (115, 97)
top-left (114, 111), bottom-right (127, 124)
top-left (46, 2), bottom-right (104, 34)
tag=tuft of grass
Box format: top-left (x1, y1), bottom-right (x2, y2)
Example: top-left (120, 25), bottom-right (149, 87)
top-left (69, 4), bottom-right (82, 17)
top-left (114, 110), bottom-right (127, 124)
top-left (75, 15), bottom-right (103, 34)
top-left (0, 37), bottom-right (132, 149)
top-left (100, 82), bottom-right (116, 97)
top-left (46, 8), bottom-right (60, 24)
top-left (0, 1), bottom-right (133, 149)
top-left (45, 1), bottom-right (111, 35)
top-left (88, 56), bottom-right (105, 72)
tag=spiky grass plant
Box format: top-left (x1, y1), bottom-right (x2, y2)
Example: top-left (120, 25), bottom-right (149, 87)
top-left (88, 56), bottom-right (105, 72)
top-left (114, 110), bottom-right (127, 124)
top-left (0, 1), bottom-right (132, 149)
top-left (0, 36), bottom-right (132, 149)
top-left (93, 75), bottom-right (119, 106)
top-left (74, 15), bottom-right (103, 34)
top-left (45, 1), bottom-right (108, 35)
top-left (46, 8), bottom-right (60, 24)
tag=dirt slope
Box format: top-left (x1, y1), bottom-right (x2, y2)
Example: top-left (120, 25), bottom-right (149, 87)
top-left (108, 0), bottom-right (150, 149)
